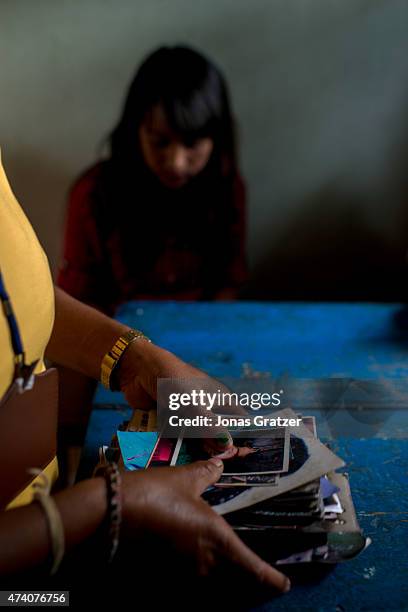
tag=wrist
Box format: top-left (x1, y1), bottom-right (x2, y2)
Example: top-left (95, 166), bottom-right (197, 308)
top-left (115, 337), bottom-right (158, 390)
top-left (120, 471), bottom-right (148, 537)
top-left (53, 477), bottom-right (108, 552)
top-left (101, 329), bottom-right (152, 391)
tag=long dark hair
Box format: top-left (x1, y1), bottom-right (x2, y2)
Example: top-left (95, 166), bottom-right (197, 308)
top-left (92, 46), bottom-right (240, 284)
top-left (109, 45), bottom-right (237, 177)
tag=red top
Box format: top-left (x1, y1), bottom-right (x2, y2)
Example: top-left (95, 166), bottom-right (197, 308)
top-left (57, 161), bottom-right (247, 314)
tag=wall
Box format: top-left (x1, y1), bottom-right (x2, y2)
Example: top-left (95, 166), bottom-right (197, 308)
top-left (1, 0), bottom-right (408, 299)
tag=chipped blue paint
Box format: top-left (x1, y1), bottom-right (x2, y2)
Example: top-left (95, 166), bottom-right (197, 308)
top-left (85, 302), bottom-right (408, 610)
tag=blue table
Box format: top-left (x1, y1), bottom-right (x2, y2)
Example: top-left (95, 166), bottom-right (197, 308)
top-left (82, 302), bottom-right (408, 611)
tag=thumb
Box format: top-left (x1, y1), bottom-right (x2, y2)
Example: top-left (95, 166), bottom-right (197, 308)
top-left (178, 458), bottom-right (224, 496)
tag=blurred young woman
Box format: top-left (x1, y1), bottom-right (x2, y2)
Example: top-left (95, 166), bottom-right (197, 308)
top-left (58, 45), bottom-right (247, 314)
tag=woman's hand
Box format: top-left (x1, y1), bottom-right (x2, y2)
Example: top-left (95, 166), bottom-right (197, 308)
top-left (120, 458), bottom-right (290, 592)
top-left (118, 340), bottom-right (203, 407)
top-left (118, 341), bottom-right (238, 456)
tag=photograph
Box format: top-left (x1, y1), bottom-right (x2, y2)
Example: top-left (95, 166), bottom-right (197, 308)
top-left (216, 473), bottom-right (279, 487)
top-left (221, 428), bottom-right (289, 475)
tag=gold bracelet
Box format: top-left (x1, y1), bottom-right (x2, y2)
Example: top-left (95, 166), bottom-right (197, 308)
top-left (100, 329), bottom-right (151, 391)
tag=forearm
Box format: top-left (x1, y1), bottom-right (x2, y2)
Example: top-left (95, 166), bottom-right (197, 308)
top-left (0, 478), bottom-right (106, 575)
top-left (45, 287), bottom-right (135, 380)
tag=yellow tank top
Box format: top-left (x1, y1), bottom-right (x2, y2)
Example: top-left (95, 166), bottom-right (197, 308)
top-left (0, 151), bottom-right (58, 508)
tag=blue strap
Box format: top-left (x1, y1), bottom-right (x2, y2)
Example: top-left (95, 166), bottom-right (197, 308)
top-left (0, 268), bottom-right (39, 391)
top-left (0, 269), bottom-right (24, 361)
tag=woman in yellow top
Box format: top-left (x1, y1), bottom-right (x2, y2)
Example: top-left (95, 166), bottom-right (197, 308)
top-left (0, 152), bottom-right (289, 595)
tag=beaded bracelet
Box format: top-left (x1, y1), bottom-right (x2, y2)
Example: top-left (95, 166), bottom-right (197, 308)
top-left (94, 462), bottom-right (122, 563)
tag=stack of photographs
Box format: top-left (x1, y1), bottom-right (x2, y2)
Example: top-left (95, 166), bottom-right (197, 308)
top-left (116, 407), bottom-right (370, 565)
top-left (168, 408), bottom-right (369, 565)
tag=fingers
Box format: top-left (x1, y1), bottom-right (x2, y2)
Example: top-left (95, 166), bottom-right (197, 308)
top-left (209, 445), bottom-right (237, 460)
top-left (176, 459), bottom-right (224, 496)
top-left (215, 431), bottom-right (233, 446)
top-left (214, 518), bottom-right (291, 592)
top-left (124, 382), bottom-right (156, 411)
top-left (203, 431), bottom-right (234, 457)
